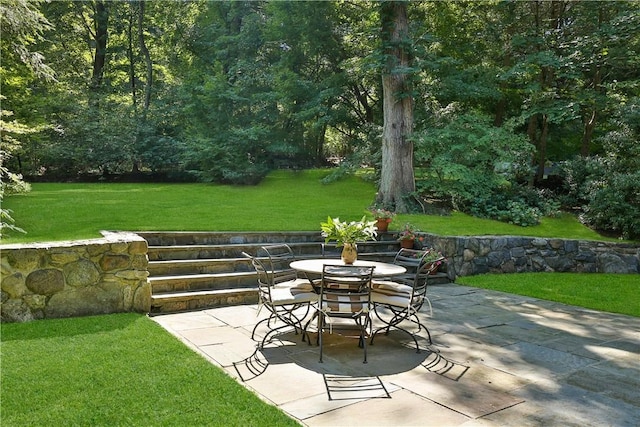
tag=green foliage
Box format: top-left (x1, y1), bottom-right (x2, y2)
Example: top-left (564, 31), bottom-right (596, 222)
top-left (320, 216), bottom-right (377, 246)
top-left (585, 171), bottom-right (640, 240)
top-left (413, 110), bottom-right (547, 225)
top-left (557, 156), bottom-right (605, 209)
top-left (469, 187), bottom-right (560, 227)
top-left (470, 195), bottom-right (542, 227)
top-left (1, 109), bottom-right (32, 237)
top-left (558, 99), bottom-right (640, 239)
top-left (2, 0), bottom-right (638, 240)
top-left (396, 222), bottom-right (419, 241)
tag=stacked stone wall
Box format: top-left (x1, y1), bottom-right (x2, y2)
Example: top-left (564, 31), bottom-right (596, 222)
top-left (1, 231), bottom-right (151, 323)
top-left (421, 234), bottom-right (639, 278)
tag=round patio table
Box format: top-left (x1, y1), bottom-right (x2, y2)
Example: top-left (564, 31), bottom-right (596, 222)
top-left (290, 259), bottom-right (406, 277)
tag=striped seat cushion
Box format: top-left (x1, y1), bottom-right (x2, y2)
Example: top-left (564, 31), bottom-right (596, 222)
top-left (322, 293), bottom-right (368, 314)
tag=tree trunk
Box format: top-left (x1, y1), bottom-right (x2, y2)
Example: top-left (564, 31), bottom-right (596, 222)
top-left (536, 114), bottom-right (549, 182)
top-left (137, 0), bottom-right (152, 111)
top-left (581, 109), bottom-right (596, 157)
top-left (580, 7), bottom-right (604, 157)
top-left (127, 4), bottom-right (137, 109)
top-left (378, 1), bottom-right (415, 213)
top-left (526, 114), bottom-right (538, 187)
top-left (90, 1), bottom-right (108, 89)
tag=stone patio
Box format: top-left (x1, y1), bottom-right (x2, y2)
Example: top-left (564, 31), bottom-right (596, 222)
top-left (152, 283), bottom-right (640, 426)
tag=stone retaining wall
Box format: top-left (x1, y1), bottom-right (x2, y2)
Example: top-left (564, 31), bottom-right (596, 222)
top-left (1, 231), bottom-right (151, 323)
top-left (421, 234), bottom-right (639, 279)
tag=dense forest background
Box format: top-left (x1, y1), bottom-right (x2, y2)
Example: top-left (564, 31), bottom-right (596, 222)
top-left (2, 0), bottom-right (639, 238)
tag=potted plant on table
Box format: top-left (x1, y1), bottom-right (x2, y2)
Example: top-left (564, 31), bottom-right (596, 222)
top-left (397, 223), bottom-right (419, 249)
top-left (320, 216), bottom-right (377, 264)
top-left (368, 206), bottom-right (396, 232)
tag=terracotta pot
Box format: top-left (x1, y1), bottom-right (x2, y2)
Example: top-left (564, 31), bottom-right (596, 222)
top-left (400, 238), bottom-right (414, 249)
top-left (341, 243), bottom-right (358, 264)
top-left (375, 218), bottom-right (391, 232)
top-left (426, 262), bottom-right (441, 275)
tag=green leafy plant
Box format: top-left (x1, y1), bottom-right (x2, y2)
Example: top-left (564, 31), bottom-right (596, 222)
top-left (369, 206), bottom-right (396, 220)
top-left (409, 248), bottom-right (445, 266)
top-left (320, 216), bottom-right (377, 247)
top-left (397, 222), bottom-right (419, 241)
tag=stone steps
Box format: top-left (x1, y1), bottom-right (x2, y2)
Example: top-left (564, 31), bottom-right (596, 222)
top-left (148, 258), bottom-right (252, 276)
top-left (146, 241), bottom-right (399, 261)
top-left (137, 231), bottom-right (449, 314)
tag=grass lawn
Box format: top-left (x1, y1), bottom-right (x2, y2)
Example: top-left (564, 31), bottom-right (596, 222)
top-left (2, 169), bottom-right (637, 424)
top-left (0, 313), bottom-right (298, 426)
top-left (2, 169), bottom-right (623, 244)
top-left (456, 273), bottom-right (640, 317)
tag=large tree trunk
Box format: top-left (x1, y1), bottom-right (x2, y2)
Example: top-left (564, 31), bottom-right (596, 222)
top-left (90, 0), bottom-right (108, 89)
top-left (378, 1), bottom-right (415, 213)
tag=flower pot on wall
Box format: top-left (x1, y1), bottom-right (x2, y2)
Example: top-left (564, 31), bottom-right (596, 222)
top-left (400, 239), bottom-right (414, 249)
top-left (341, 243), bottom-right (358, 264)
top-left (375, 218), bottom-right (391, 232)
top-left (426, 262), bottom-right (440, 275)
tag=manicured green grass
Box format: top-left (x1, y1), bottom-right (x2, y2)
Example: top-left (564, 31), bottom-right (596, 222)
top-left (2, 169), bottom-right (622, 243)
top-left (456, 273), bottom-right (640, 317)
top-left (0, 313), bottom-right (297, 426)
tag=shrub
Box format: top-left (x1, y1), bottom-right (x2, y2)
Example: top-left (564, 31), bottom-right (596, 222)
top-left (470, 192), bottom-right (542, 227)
top-left (560, 99), bottom-right (640, 239)
top-left (584, 171), bottom-right (640, 240)
top-left (412, 110), bottom-right (551, 226)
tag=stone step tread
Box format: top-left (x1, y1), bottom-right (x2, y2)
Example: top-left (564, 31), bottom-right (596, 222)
top-left (148, 252), bottom-right (397, 261)
top-left (148, 271), bottom-right (255, 283)
top-left (138, 230), bottom-right (399, 246)
top-left (148, 258), bottom-right (250, 270)
top-left (149, 258), bottom-right (247, 264)
top-left (151, 287), bottom-right (257, 302)
top-left (147, 241), bottom-right (396, 250)
top-left (149, 288), bottom-right (259, 313)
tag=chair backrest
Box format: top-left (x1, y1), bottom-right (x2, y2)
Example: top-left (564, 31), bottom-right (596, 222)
top-left (320, 264), bottom-right (374, 315)
top-left (320, 243), bottom-right (341, 259)
top-left (242, 251), bottom-right (272, 291)
top-left (241, 251), bottom-right (277, 306)
top-left (257, 244), bottom-right (298, 285)
top-left (393, 248), bottom-right (443, 299)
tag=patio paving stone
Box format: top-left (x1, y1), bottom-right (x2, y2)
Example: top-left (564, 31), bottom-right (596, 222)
top-left (152, 283), bottom-right (640, 426)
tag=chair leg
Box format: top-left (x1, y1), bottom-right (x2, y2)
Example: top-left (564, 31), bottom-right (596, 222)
top-left (370, 304), bottom-right (424, 353)
top-left (302, 310), bottom-right (318, 345)
top-left (362, 315), bottom-right (369, 363)
top-left (251, 317), bottom-right (270, 340)
top-left (318, 314), bottom-right (324, 363)
top-left (258, 323), bottom-right (294, 350)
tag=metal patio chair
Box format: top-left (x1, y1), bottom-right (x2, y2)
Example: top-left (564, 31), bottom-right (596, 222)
top-left (315, 264), bottom-right (375, 363)
top-left (242, 245), bottom-right (316, 349)
top-left (370, 248), bottom-right (444, 352)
